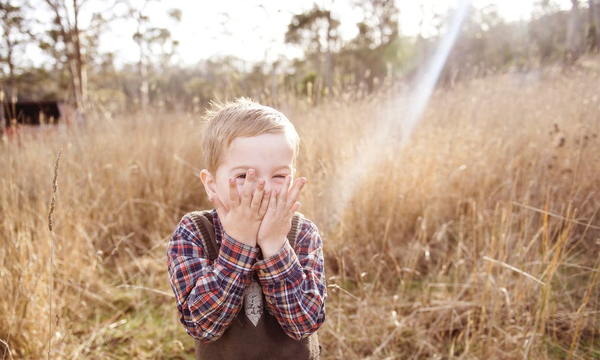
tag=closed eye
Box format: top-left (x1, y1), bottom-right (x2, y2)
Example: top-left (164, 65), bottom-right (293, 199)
top-left (235, 174), bottom-right (246, 179)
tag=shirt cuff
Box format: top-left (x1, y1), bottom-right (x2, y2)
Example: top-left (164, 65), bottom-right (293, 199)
top-left (255, 239), bottom-right (302, 284)
top-left (215, 233), bottom-right (259, 274)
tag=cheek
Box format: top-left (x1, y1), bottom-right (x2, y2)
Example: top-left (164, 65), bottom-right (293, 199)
top-left (220, 182), bottom-right (243, 201)
top-left (270, 179), bottom-right (286, 192)
top-left (214, 182), bottom-right (232, 209)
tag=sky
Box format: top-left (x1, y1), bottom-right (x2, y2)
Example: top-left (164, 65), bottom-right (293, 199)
top-left (29, 0), bottom-right (573, 67)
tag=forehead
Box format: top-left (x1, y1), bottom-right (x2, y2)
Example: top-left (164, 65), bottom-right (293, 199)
top-left (219, 133), bottom-right (294, 171)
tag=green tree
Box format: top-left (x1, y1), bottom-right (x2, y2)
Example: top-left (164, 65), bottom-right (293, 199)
top-left (0, 0), bottom-right (31, 101)
top-left (347, 0), bottom-right (399, 91)
top-left (529, 6), bottom-right (569, 63)
top-left (39, 0), bottom-right (117, 111)
top-left (285, 4), bottom-right (340, 100)
top-left (126, 0), bottom-right (180, 113)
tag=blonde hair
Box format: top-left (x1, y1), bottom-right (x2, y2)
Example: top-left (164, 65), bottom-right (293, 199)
top-left (202, 98), bottom-right (300, 175)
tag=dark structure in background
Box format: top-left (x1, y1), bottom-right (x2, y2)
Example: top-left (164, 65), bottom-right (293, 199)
top-left (1, 101), bottom-right (74, 133)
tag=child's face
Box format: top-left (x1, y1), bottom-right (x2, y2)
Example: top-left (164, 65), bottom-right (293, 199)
top-left (201, 133), bottom-right (295, 211)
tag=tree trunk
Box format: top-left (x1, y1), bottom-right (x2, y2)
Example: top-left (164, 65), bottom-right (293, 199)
top-left (270, 62), bottom-right (278, 101)
top-left (567, 0), bottom-right (583, 62)
top-left (138, 43), bottom-right (149, 114)
top-left (68, 56), bottom-right (82, 109)
top-left (314, 41), bottom-right (322, 105)
top-left (72, 0), bottom-right (87, 108)
top-left (0, 91), bottom-right (5, 135)
top-left (591, 0), bottom-right (600, 51)
top-left (7, 40), bottom-right (15, 101)
top-left (1, 4), bottom-right (16, 101)
top-left (324, 10), bottom-right (333, 96)
top-left (134, 10), bottom-right (149, 115)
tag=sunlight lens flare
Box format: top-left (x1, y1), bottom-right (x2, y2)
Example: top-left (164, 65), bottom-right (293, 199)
top-left (397, 0), bottom-right (471, 143)
top-left (329, 0), bottom-right (472, 226)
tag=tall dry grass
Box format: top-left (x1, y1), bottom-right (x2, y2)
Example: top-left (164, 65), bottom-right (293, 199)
top-left (1, 61), bottom-right (599, 359)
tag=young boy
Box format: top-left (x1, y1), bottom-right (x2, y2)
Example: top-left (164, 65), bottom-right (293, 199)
top-left (167, 98), bottom-right (327, 360)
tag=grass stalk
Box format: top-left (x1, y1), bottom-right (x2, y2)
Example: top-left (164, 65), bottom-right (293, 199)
top-left (47, 149), bottom-right (62, 360)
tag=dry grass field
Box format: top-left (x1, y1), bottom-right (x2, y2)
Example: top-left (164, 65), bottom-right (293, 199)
top-left (1, 60), bottom-right (600, 359)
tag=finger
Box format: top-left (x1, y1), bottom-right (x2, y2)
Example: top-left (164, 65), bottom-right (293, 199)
top-left (290, 201), bottom-right (301, 215)
top-left (228, 177), bottom-right (240, 210)
top-left (284, 177), bottom-right (306, 212)
top-left (250, 178), bottom-right (265, 210)
top-left (259, 189), bottom-right (270, 217)
top-left (240, 169), bottom-right (256, 207)
top-left (269, 189), bottom-right (279, 210)
top-left (278, 175), bottom-right (292, 201)
top-left (209, 195), bottom-right (228, 220)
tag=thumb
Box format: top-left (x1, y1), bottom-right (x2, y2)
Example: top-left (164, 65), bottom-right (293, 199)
top-left (209, 195), bottom-right (228, 220)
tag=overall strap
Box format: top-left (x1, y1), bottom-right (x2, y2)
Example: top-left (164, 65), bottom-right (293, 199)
top-left (286, 212), bottom-right (303, 250)
top-left (186, 210), bottom-right (219, 261)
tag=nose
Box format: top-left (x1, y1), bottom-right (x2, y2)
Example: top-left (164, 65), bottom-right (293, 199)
top-left (250, 178), bottom-right (281, 196)
top-left (256, 178), bottom-right (282, 194)
top-left (262, 178), bottom-right (273, 192)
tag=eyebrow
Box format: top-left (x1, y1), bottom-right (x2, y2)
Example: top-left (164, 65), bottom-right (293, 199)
top-left (230, 165), bottom-right (291, 173)
top-left (229, 166), bottom-right (249, 174)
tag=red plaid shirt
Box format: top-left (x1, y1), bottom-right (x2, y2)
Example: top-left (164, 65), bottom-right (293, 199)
top-left (167, 209), bottom-right (327, 342)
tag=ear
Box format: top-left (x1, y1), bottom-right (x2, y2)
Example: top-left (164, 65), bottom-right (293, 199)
top-left (200, 169), bottom-right (217, 198)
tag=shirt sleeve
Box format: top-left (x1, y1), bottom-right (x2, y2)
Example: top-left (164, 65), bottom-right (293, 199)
top-left (254, 219), bottom-right (327, 340)
top-left (167, 214), bottom-right (259, 342)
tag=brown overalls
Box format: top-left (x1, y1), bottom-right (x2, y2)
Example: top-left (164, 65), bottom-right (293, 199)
top-left (186, 211), bottom-right (321, 360)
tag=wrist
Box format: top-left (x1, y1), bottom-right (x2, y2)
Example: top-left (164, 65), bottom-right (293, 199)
top-left (218, 234), bottom-right (260, 273)
top-left (258, 236), bottom-right (286, 259)
top-left (224, 230), bottom-right (257, 247)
